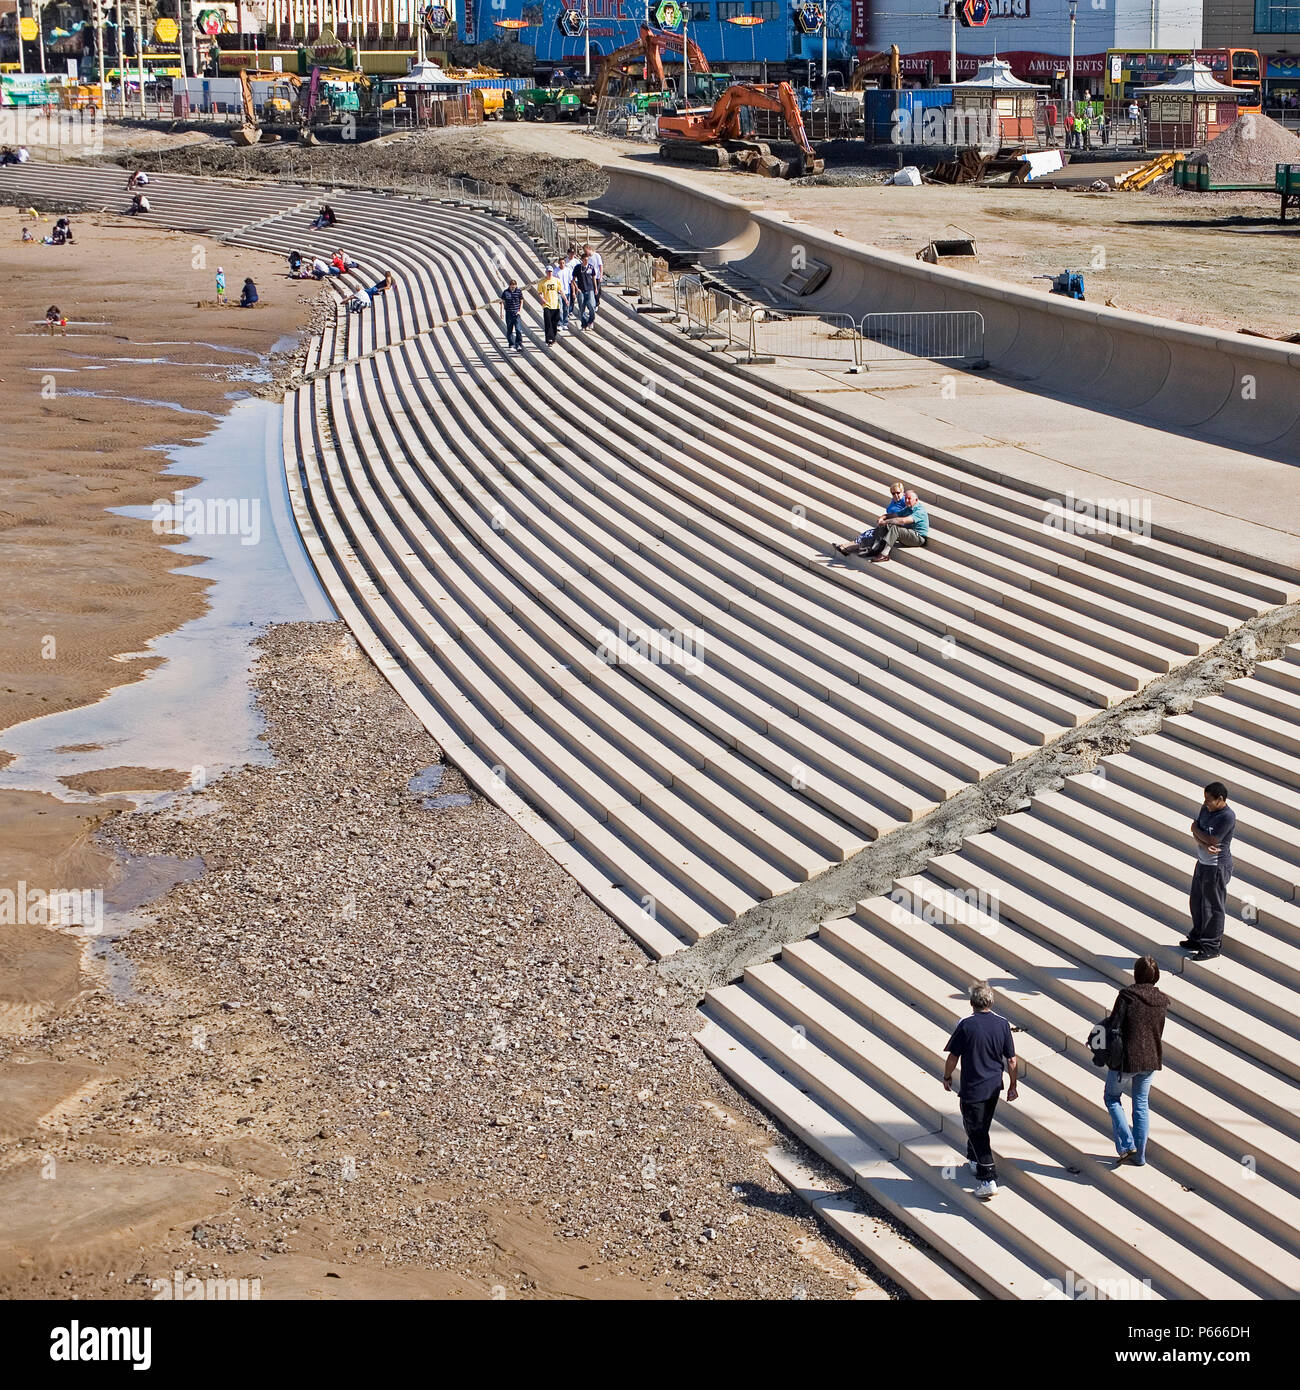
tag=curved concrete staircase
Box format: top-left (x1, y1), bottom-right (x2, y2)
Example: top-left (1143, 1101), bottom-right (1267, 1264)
top-left (14, 160), bottom-right (1300, 1297)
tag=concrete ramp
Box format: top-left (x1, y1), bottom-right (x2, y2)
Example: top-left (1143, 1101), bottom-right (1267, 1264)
top-left (592, 167), bottom-right (1300, 457)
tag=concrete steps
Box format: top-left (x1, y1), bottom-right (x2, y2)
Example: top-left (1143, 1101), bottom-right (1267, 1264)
top-left (707, 650), bottom-right (1300, 1297)
top-left (38, 161), bottom-right (1300, 1295)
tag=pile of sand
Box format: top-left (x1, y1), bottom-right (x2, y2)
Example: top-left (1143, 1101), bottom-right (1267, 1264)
top-left (1190, 112), bottom-right (1300, 182)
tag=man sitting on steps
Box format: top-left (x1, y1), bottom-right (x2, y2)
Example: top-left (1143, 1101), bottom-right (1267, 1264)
top-left (836, 487), bottom-right (930, 563)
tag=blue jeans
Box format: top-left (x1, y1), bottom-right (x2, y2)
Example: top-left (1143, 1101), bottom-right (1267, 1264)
top-left (1105, 1069), bottom-right (1154, 1162)
top-left (557, 294), bottom-right (569, 326)
top-left (504, 311), bottom-right (522, 349)
top-left (577, 289), bottom-right (597, 327)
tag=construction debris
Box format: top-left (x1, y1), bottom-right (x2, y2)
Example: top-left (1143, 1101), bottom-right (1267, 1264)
top-left (927, 146), bottom-right (1031, 186)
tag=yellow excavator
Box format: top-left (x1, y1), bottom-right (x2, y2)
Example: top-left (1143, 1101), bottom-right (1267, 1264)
top-left (232, 69), bottom-right (302, 145)
top-left (848, 44), bottom-right (902, 92)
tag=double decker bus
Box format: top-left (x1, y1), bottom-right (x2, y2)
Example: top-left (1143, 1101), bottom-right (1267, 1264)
top-left (1104, 48), bottom-right (1262, 113)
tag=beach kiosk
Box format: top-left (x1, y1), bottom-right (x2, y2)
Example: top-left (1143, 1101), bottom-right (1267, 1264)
top-left (948, 58), bottom-right (1046, 147)
top-left (1140, 60), bottom-right (1241, 150)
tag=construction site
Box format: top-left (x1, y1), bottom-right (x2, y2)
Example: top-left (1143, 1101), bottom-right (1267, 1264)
top-left (0, 5), bottom-right (1299, 1357)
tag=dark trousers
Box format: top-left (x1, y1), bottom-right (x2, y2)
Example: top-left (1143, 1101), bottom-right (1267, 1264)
top-left (1189, 862), bottom-right (1228, 953)
top-left (542, 306), bottom-right (560, 344)
top-left (960, 1093), bottom-right (1000, 1182)
top-left (504, 311), bottom-right (522, 349)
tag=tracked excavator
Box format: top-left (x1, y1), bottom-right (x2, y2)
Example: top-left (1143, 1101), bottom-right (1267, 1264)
top-left (848, 44), bottom-right (902, 92)
top-left (657, 82), bottom-right (825, 178)
top-left (233, 67), bottom-right (370, 146)
top-left (588, 24), bottom-right (719, 108)
top-left (232, 69), bottom-right (302, 146)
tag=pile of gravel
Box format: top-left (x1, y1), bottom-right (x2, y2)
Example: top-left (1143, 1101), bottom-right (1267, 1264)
top-left (48, 621), bottom-right (894, 1300)
top-left (116, 128), bottom-right (607, 204)
top-left (1190, 112), bottom-right (1300, 182)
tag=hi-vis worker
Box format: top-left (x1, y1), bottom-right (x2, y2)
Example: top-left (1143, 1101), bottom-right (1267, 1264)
top-left (537, 266), bottom-right (563, 347)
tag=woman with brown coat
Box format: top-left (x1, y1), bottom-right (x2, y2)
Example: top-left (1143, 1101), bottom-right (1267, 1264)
top-left (1104, 955), bottom-right (1169, 1167)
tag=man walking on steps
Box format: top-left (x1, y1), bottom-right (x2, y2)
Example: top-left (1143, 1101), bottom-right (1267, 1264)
top-left (500, 277), bottom-right (524, 352)
top-left (572, 250), bottom-right (599, 331)
top-left (943, 982), bottom-right (1018, 1200)
top-left (537, 266), bottom-right (563, 346)
top-left (1181, 781), bottom-right (1235, 962)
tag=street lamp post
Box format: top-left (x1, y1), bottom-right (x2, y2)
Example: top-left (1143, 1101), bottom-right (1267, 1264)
top-left (948, 1), bottom-right (957, 86)
top-left (116, 0), bottom-right (126, 114)
top-left (584, 0), bottom-right (590, 78)
top-left (1068, 0), bottom-right (1077, 107)
top-left (821, 9), bottom-right (827, 93)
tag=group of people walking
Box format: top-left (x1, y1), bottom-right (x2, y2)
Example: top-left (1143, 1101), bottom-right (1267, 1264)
top-left (944, 780), bottom-right (1236, 1200)
top-left (499, 244), bottom-right (605, 352)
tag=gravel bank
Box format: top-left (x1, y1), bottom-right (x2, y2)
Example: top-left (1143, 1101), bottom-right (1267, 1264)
top-left (1, 621), bottom-right (901, 1300)
top-left (116, 126), bottom-right (609, 203)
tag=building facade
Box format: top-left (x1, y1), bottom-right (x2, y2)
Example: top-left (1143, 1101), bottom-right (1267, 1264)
top-left (856, 0), bottom-right (1204, 91)
top-left (457, 0), bottom-right (853, 74)
top-left (1203, 0), bottom-right (1300, 106)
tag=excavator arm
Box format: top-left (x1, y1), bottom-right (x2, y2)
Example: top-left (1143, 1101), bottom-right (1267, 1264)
top-left (658, 82), bottom-right (822, 173)
top-left (849, 44), bottom-right (901, 91)
top-left (591, 24), bottom-right (710, 104)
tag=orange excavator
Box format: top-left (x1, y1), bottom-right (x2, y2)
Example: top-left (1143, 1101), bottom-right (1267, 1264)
top-left (589, 24), bottom-right (712, 107)
top-left (657, 82), bottom-right (825, 178)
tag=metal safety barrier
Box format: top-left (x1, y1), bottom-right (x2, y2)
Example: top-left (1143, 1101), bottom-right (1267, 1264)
top-left (748, 310), bottom-right (862, 367)
top-left (858, 311), bottom-right (986, 367)
top-left (673, 274), bottom-right (754, 356)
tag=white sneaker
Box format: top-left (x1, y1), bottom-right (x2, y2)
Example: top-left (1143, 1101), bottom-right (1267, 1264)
top-left (974, 1180), bottom-right (998, 1200)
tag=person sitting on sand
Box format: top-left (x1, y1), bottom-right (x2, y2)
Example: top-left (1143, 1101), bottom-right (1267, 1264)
top-left (46, 306), bottom-right (67, 337)
top-left (21, 226), bottom-right (33, 243)
top-left (239, 277), bottom-right (260, 309)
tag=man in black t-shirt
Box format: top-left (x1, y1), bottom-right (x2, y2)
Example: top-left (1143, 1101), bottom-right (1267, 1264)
top-left (1182, 780), bottom-right (1236, 962)
top-left (943, 982), bottom-right (1018, 1200)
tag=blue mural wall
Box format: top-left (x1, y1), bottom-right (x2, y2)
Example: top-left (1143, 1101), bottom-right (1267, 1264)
top-left (458, 0), bottom-right (852, 69)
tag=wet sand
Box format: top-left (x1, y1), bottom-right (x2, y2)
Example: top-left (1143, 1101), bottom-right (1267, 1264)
top-left (0, 207), bottom-right (315, 1224)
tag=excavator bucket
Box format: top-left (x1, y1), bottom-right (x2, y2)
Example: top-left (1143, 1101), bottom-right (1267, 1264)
top-left (231, 124), bottom-right (262, 147)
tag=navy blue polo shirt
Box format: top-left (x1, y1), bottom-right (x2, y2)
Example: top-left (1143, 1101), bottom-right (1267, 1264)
top-left (944, 1010), bottom-right (1016, 1102)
